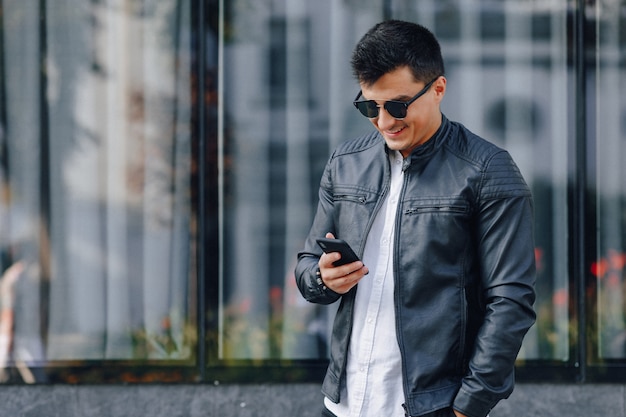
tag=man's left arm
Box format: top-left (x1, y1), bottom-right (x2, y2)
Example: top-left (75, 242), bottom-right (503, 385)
top-left (453, 151), bottom-right (537, 417)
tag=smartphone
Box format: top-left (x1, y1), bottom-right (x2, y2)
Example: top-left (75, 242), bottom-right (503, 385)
top-left (316, 238), bottom-right (360, 266)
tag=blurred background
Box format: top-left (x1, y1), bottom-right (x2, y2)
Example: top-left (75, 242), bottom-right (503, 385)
top-left (0, 0), bottom-right (624, 386)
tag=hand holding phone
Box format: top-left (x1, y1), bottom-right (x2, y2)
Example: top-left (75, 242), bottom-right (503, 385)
top-left (316, 238), bottom-right (360, 266)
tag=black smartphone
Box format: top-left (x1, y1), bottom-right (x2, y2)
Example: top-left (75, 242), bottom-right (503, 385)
top-left (316, 238), bottom-right (360, 266)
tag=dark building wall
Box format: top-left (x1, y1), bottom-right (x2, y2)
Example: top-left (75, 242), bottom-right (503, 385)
top-left (0, 383), bottom-right (623, 416)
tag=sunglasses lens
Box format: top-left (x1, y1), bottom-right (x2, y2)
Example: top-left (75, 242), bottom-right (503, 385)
top-left (355, 101), bottom-right (379, 118)
top-left (385, 102), bottom-right (406, 119)
top-left (354, 99), bottom-right (408, 119)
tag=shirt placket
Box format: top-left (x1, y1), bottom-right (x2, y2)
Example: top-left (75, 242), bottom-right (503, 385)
top-left (351, 154), bottom-right (403, 417)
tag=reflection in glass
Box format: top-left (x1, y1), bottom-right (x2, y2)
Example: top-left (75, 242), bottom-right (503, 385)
top-left (220, 0), bottom-right (571, 362)
top-left (0, 0), bottom-right (195, 378)
top-left (595, 1), bottom-right (626, 360)
top-left (220, 0), bottom-right (383, 360)
top-left (394, 1), bottom-right (572, 362)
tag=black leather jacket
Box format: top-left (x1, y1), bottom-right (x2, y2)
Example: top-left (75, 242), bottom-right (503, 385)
top-left (295, 115), bottom-right (536, 417)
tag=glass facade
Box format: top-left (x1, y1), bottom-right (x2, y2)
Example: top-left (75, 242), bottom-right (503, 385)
top-left (593, 0), bottom-right (626, 365)
top-left (0, 0), bottom-right (624, 383)
top-left (0, 1), bottom-right (197, 382)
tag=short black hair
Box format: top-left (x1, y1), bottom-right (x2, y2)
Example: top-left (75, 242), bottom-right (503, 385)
top-left (351, 20), bottom-right (445, 86)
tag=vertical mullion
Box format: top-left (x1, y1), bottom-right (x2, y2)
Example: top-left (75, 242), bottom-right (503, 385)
top-left (38, 0), bottom-right (51, 350)
top-left (573, 0), bottom-right (589, 383)
top-left (216, 0), bottom-right (225, 363)
top-left (196, 0), bottom-right (207, 381)
top-left (383, 0), bottom-right (392, 20)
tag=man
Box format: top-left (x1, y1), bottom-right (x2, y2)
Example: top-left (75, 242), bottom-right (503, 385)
top-left (295, 20), bottom-right (536, 417)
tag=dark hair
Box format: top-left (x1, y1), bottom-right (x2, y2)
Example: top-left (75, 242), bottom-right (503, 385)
top-left (351, 20), bottom-right (445, 86)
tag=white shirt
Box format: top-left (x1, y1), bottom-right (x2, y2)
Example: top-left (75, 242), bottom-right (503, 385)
top-left (325, 150), bottom-right (405, 417)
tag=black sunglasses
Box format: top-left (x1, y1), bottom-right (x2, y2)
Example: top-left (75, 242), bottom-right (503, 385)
top-left (353, 77), bottom-right (439, 119)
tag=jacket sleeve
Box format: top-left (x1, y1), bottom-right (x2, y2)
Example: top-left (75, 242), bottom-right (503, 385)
top-left (453, 150), bottom-right (537, 417)
top-left (294, 158), bottom-right (343, 305)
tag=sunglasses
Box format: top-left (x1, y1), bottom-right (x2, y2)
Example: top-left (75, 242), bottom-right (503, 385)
top-left (353, 77), bottom-right (439, 119)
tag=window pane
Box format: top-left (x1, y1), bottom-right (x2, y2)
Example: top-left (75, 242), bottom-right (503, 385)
top-left (0, 0), bottom-right (196, 379)
top-left (595, 0), bottom-right (626, 360)
top-left (220, 0), bottom-right (573, 363)
top-left (389, 0), bottom-right (572, 361)
top-left (220, 0), bottom-right (384, 360)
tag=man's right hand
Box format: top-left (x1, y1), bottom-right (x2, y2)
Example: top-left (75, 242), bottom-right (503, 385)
top-left (318, 233), bottom-right (369, 294)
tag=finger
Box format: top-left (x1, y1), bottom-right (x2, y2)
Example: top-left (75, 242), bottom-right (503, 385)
top-left (335, 260), bottom-right (365, 276)
top-left (319, 251), bottom-right (342, 269)
top-left (331, 268), bottom-right (366, 293)
top-left (325, 264), bottom-right (367, 290)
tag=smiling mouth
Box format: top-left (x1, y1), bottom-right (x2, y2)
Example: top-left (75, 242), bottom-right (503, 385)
top-left (386, 126), bottom-right (406, 135)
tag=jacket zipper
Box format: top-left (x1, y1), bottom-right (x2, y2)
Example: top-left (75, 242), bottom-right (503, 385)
top-left (333, 194), bottom-right (367, 204)
top-left (404, 204), bottom-right (467, 215)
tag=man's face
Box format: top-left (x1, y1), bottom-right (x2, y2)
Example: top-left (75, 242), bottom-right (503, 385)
top-left (359, 66), bottom-right (446, 158)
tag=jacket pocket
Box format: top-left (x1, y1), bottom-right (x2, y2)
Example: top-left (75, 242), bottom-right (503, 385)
top-left (332, 193), bottom-right (367, 204)
top-left (404, 203), bottom-right (468, 215)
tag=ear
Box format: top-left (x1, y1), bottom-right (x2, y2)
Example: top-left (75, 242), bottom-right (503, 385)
top-left (434, 76), bottom-right (447, 98)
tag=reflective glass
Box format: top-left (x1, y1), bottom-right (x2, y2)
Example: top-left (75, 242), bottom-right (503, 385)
top-left (2, 0), bottom-right (621, 383)
top-left (594, 0), bottom-right (626, 360)
top-left (219, 0), bottom-right (385, 360)
top-left (388, 0), bottom-right (572, 362)
top-left (219, 0), bottom-right (571, 362)
top-left (0, 1), bottom-right (196, 381)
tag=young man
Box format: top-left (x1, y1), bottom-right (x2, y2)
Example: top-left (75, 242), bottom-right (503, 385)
top-left (295, 20), bottom-right (536, 417)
